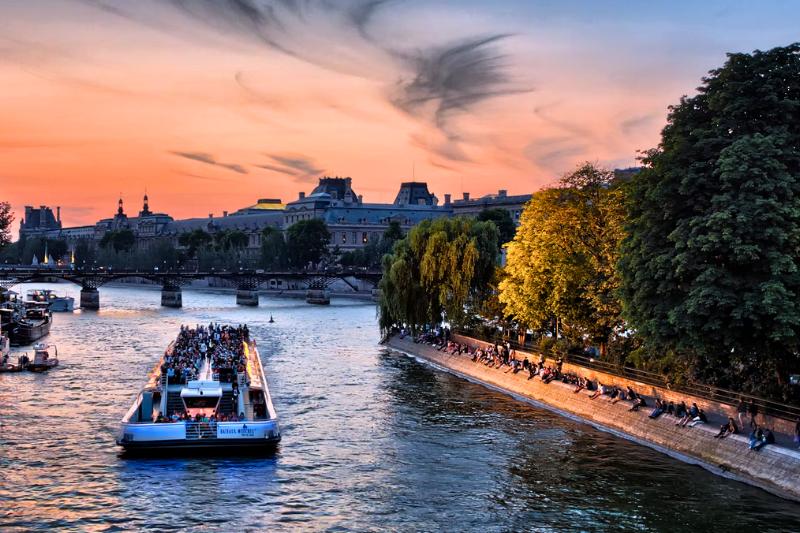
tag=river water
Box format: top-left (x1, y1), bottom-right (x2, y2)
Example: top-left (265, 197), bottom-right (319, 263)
top-left (1, 283), bottom-right (799, 532)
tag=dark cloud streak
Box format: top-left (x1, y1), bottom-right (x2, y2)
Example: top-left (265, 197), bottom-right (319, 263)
top-left (170, 151), bottom-right (249, 174)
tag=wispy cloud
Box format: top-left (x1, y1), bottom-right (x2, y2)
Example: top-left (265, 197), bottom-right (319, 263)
top-left (620, 113), bottom-right (657, 135)
top-left (78, 1), bottom-right (523, 164)
top-left (524, 137), bottom-right (588, 173)
top-left (257, 153), bottom-right (324, 182)
top-left (170, 151), bottom-right (248, 174)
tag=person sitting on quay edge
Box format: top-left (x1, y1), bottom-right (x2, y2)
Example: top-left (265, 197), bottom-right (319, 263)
top-left (748, 426), bottom-right (773, 451)
top-left (677, 403), bottom-right (699, 427)
top-left (666, 401), bottom-right (676, 417)
top-left (629, 392), bottom-right (647, 412)
top-left (714, 417), bottom-right (738, 439)
top-left (687, 408), bottom-right (708, 427)
top-left (648, 399), bottom-right (665, 419)
top-left (675, 401), bottom-right (687, 420)
top-left (589, 383), bottom-right (606, 400)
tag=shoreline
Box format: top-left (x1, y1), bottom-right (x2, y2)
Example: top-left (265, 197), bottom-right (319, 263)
top-left (386, 335), bottom-right (800, 503)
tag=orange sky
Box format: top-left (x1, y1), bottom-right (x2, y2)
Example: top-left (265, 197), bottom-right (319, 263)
top-left (2, 1), bottom-right (799, 232)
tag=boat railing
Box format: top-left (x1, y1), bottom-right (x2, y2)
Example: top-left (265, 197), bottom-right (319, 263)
top-left (185, 421), bottom-right (217, 440)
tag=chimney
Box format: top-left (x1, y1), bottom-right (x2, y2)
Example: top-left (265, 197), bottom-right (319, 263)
top-left (358, 194), bottom-right (363, 203)
top-left (223, 211), bottom-right (228, 217)
top-left (209, 213), bottom-right (213, 219)
top-left (498, 189), bottom-right (507, 197)
top-left (299, 192), bottom-right (306, 199)
top-left (56, 206), bottom-right (61, 223)
top-left (463, 192), bottom-right (470, 201)
top-left (444, 194), bottom-right (451, 206)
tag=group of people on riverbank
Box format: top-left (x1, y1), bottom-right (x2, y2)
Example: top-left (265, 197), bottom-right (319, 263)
top-left (412, 332), bottom-right (789, 452)
top-left (161, 323), bottom-right (249, 384)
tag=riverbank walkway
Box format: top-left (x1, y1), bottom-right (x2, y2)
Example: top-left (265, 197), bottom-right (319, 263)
top-left (393, 333), bottom-right (800, 458)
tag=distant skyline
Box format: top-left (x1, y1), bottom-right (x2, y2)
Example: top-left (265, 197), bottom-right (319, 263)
top-left (2, 0), bottom-right (799, 230)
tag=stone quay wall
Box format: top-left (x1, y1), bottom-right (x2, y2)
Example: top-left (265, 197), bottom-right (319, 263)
top-left (451, 334), bottom-right (797, 437)
top-left (386, 335), bottom-right (800, 502)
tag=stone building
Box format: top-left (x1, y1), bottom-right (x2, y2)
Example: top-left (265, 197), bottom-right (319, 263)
top-left (284, 177), bottom-right (451, 251)
top-left (449, 189), bottom-right (532, 225)
top-left (17, 178), bottom-right (533, 258)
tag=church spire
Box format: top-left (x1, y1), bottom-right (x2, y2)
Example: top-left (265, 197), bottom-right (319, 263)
top-left (140, 190), bottom-right (152, 217)
top-left (117, 196), bottom-right (124, 216)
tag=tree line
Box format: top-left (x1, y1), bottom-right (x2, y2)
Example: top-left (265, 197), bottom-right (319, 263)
top-left (379, 43), bottom-right (800, 402)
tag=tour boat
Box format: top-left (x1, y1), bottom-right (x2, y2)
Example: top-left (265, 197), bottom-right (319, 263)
top-left (26, 343), bottom-right (59, 372)
top-left (26, 289), bottom-right (75, 312)
top-left (117, 325), bottom-right (281, 453)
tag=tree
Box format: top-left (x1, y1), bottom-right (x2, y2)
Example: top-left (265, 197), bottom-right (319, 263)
top-left (378, 217), bottom-right (499, 334)
top-left (0, 202), bottom-right (13, 248)
top-left (260, 227), bottom-right (287, 270)
top-left (100, 229), bottom-right (136, 253)
top-left (477, 208), bottom-right (516, 244)
top-left (500, 163), bottom-right (626, 356)
top-left (286, 219), bottom-right (331, 268)
top-left (618, 43), bottom-right (800, 398)
top-left (178, 229), bottom-right (212, 258)
top-left (339, 221), bottom-right (405, 269)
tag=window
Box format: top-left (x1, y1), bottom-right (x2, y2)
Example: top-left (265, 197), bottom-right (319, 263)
top-left (341, 232), bottom-right (347, 244)
top-left (362, 232), bottom-right (368, 244)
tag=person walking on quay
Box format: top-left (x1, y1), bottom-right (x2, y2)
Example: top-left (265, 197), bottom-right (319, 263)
top-left (748, 400), bottom-right (758, 429)
top-left (737, 399), bottom-right (748, 429)
top-left (794, 417), bottom-right (800, 449)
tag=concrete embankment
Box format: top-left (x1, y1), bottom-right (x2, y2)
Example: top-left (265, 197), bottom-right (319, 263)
top-left (386, 336), bottom-right (800, 502)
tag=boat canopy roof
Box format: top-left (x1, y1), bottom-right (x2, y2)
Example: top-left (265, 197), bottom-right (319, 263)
top-left (180, 380), bottom-right (222, 398)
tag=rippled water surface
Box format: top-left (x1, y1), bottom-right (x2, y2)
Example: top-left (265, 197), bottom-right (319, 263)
top-left (2, 283), bottom-right (800, 532)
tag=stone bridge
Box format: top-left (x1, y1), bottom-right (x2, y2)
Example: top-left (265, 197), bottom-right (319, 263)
top-left (0, 267), bottom-right (382, 308)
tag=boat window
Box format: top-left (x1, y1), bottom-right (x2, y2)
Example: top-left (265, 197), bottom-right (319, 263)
top-left (183, 397), bottom-right (219, 409)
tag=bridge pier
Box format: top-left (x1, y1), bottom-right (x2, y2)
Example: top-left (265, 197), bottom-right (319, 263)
top-left (161, 288), bottom-right (182, 308)
top-left (306, 289), bottom-right (330, 305)
top-left (371, 288), bottom-right (381, 302)
top-left (236, 289), bottom-right (259, 306)
top-left (80, 287), bottom-right (100, 310)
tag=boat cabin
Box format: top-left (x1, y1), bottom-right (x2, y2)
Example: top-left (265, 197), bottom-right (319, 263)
top-left (180, 380), bottom-right (222, 417)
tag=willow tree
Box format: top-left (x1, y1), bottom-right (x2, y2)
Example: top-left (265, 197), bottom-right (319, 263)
top-left (378, 217), bottom-right (499, 334)
top-left (619, 44), bottom-right (800, 397)
top-left (500, 163), bottom-right (626, 355)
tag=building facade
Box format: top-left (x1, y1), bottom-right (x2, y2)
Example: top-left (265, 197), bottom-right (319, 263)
top-left (18, 178), bottom-right (533, 257)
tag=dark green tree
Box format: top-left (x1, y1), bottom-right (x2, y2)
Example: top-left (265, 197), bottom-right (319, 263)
top-left (477, 208), bottom-right (516, 244)
top-left (100, 229), bottom-right (136, 253)
top-left (286, 219), bottom-right (331, 268)
top-left (0, 202), bottom-right (13, 248)
top-left (178, 229), bottom-right (212, 258)
top-left (260, 227), bottom-right (287, 270)
top-left (618, 43), bottom-right (800, 398)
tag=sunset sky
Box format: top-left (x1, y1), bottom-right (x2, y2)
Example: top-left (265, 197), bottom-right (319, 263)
top-left (2, 0), bottom-right (799, 231)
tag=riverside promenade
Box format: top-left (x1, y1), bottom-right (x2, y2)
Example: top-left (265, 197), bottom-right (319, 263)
top-left (387, 335), bottom-right (800, 502)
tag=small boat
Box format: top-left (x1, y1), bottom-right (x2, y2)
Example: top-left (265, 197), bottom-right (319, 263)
top-left (269, 314), bottom-right (275, 323)
top-left (26, 289), bottom-right (75, 312)
top-left (7, 306), bottom-right (52, 346)
top-left (117, 323), bottom-right (281, 453)
top-left (0, 332), bottom-right (27, 372)
top-left (26, 343), bottom-right (58, 372)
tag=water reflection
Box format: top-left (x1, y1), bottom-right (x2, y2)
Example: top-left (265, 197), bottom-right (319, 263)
top-left (1, 283), bottom-right (799, 531)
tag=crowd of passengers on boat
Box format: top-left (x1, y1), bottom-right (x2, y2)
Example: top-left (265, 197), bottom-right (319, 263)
top-left (162, 323), bottom-right (249, 384)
